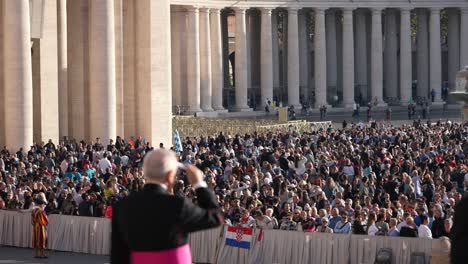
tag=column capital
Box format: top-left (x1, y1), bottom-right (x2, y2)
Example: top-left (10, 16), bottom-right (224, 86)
top-left (199, 7), bottom-right (210, 13)
top-left (171, 6), bottom-right (186, 13)
top-left (287, 7), bottom-right (300, 14)
top-left (209, 8), bottom-right (221, 15)
top-left (371, 8), bottom-right (383, 14)
top-left (260, 7), bottom-right (274, 15)
top-left (314, 8), bottom-right (326, 14)
top-left (430, 7), bottom-right (442, 13)
top-left (400, 7), bottom-right (412, 13)
top-left (233, 7), bottom-right (248, 14)
top-left (186, 6), bottom-right (199, 13)
top-left (460, 7), bottom-right (468, 14)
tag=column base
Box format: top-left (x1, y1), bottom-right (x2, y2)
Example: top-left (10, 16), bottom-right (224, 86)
top-left (431, 100), bottom-right (445, 106)
top-left (314, 103), bottom-right (332, 109)
top-left (400, 100), bottom-right (410, 106)
top-left (201, 107), bottom-right (214, 112)
top-left (343, 102), bottom-right (356, 109)
top-left (213, 105), bottom-right (227, 111)
top-left (195, 111), bottom-right (219, 118)
top-left (373, 102), bottom-right (388, 108)
top-left (233, 106), bottom-right (253, 112)
top-left (214, 108), bottom-right (229, 113)
top-left (289, 104), bottom-right (303, 110)
top-left (186, 106), bottom-right (202, 115)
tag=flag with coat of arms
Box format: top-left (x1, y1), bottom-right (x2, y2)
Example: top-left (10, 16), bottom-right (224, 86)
top-left (225, 226), bottom-right (253, 249)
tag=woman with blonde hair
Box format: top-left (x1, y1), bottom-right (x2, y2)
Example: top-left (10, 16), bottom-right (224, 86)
top-left (322, 177), bottom-right (337, 199)
top-left (402, 173), bottom-right (415, 197)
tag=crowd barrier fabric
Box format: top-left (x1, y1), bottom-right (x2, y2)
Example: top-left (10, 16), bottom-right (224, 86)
top-left (0, 210), bottom-right (438, 264)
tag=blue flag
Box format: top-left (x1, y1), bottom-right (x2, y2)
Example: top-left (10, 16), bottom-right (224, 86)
top-left (174, 130), bottom-right (183, 153)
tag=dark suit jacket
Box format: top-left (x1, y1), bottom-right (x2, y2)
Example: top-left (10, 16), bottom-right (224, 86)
top-left (111, 184), bottom-right (223, 264)
top-left (451, 195), bottom-right (468, 264)
top-left (399, 226), bottom-right (418, 238)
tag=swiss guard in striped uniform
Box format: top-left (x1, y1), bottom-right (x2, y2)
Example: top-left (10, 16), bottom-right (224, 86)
top-left (31, 197), bottom-right (48, 258)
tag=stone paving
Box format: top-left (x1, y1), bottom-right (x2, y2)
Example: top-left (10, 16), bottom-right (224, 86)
top-left (0, 246), bottom-right (109, 264)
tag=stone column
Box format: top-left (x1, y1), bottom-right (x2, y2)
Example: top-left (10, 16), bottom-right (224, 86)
top-left (186, 6), bottom-right (202, 112)
top-left (234, 8), bottom-right (251, 111)
top-left (89, 0), bottom-right (117, 144)
top-left (429, 8), bottom-right (442, 102)
top-left (384, 9), bottom-right (398, 101)
top-left (417, 9), bottom-right (429, 98)
top-left (287, 8), bottom-right (300, 107)
top-left (114, 0), bottom-right (124, 137)
top-left (199, 8), bottom-right (213, 111)
top-left (371, 8), bottom-right (386, 106)
top-left (179, 11), bottom-right (188, 107)
top-left (342, 8), bottom-right (355, 109)
top-left (447, 9), bottom-right (460, 91)
top-left (326, 9), bottom-right (337, 102)
top-left (461, 8), bottom-right (468, 68)
top-left (3, 0), bottom-right (33, 150)
top-left (260, 8), bottom-right (274, 107)
top-left (272, 11), bottom-right (280, 93)
top-left (298, 10), bottom-right (309, 102)
top-left (67, 0), bottom-right (89, 140)
top-left (336, 11), bottom-right (343, 99)
top-left (123, 0), bottom-right (136, 137)
top-left (210, 8), bottom-right (225, 111)
top-left (400, 8), bottom-right (412, 105)
top-left (134, 0), bottom-right (172, 147)
top-left (314, 8), bottom-right (328, 107)
top-left (171, 8), bottom-right (182, 107)
top-left (32, 1), bottom-right (59, 144)
top-left (250, 12), bottom-right (261, 106)
top-left (355, 9), bottom-right (368, 103)
top-left (0, 0), bottom-right (4, 145)
top-left (57, 0), bottom-right (68, 137)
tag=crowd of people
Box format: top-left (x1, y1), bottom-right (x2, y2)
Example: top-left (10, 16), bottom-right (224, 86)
top-left (0, 120), bottom-right (467, 240)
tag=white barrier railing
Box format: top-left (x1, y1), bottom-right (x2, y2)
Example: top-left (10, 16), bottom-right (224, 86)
top-left (0, 210), bottom-right (446, 264)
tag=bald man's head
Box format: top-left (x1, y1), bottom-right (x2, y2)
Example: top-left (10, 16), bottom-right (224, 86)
top-left (143, 149), bottom-right (178, 186)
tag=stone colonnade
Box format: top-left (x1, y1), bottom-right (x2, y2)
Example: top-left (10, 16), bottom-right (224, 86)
top-left (0, 0), bottom-right (173, 150)
top-left (171, 4), bottom-right (468, 111)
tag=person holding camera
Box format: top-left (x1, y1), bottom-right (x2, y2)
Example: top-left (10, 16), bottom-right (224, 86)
top-left (111, 149), bottom-right (223, 264)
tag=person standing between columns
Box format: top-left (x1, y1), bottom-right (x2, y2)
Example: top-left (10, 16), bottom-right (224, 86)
top-left (314, 8), bottom-right (328, 108)
top-left (429, 8), bottom-right (443, 103)
top-left (3, 0), bottom-right (34, 150)
top-left (370, 8), bottom-right (386, 107)
top-left (400, 8), bottom-right (412, 105)
top-left (260, 8), bottom-right (274, 110)
top-left (199, 8), bottom-right (213, 112)
top-left (234, 8), bottom-right (251, 111)
top-left (89, 0), bottom-right (117, 144)
top-left (287, 8), bottom-right (301, 108)
top-left (210, 8), bottom-right (225, 111)
top-left (342, 8), bottom-right (355, 109)
top-left (187, 6), bottom-right (202, 113)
